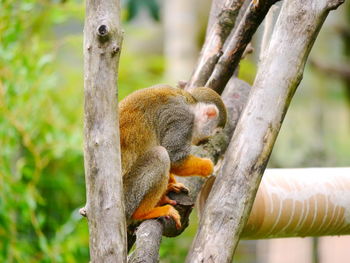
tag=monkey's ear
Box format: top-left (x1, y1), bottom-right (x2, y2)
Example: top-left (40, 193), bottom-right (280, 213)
top-left (205, 105), bottom-right (218, 119)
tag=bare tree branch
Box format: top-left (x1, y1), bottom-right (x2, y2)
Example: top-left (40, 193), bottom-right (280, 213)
top-left (83, 0), bottom-right (126, 261)
top-left (186, 0), bottom-right (345, 262)
top-left (206, 0), bottom-right (281, 94)
top-left (259, 5), bottom-right (279, 60)
top-left (186, 0), bottom-right (245, 90)
top-left (128, 221), bottom-right (164, 263)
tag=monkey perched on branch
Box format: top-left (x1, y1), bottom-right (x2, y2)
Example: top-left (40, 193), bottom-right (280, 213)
top-left (120, 84), bottom-right (227, 228)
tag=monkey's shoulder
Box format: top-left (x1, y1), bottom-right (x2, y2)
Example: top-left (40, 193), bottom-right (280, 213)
top-left (119, 85), bottom-right (196, 110)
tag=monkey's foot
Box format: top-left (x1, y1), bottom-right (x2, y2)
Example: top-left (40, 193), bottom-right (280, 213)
top-left (158, 195), bottom-right (177, 206)
top-left (167, 182), bottom-right (189, 194)
top-left (163, 205), bottom-right (181, 229)
top-left (132, 205), bottom-right (181, 229)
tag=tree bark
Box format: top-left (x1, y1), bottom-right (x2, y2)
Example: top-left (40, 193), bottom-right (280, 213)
top-left (186, 0), bottom-right (345, 262)
top-left (83, 0), bottom-right (126, 262)
top-left (186, 0), bottom-right (245, 90)
top-left (128, 220), bottom-right (164, 263)
top-left (206, 0), bottom-right (281, 94)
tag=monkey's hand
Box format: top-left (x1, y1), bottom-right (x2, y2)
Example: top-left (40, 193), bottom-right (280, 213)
top-left (167, 182), bottom-right (189, 194)
top-left (163, 205), bottom-right (182, 229)
top-left (166, 173), bottom-right (189, 194)
top-left (171, 155), bottom-right (214, 177)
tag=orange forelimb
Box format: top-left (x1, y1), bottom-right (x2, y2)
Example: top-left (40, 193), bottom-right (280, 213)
top-left (171, 155), bottom-right (214, 177)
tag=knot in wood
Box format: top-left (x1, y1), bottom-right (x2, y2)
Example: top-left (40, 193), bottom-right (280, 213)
top-left (217, 51), bottom-right (223, 59)
top-left (219, 8), bottom-right (237, 28)
top-left (97, 24), bottom-right (110, 42)
top-left (111, 44), bottom-right (120, 56)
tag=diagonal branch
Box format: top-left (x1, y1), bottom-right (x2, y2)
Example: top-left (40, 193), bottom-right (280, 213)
top-left (127, 221), bottom-right (164, 263)
top-left (186, 0), bottom-right (345, 262)
top-left (206, 0), bottom-right (281, 94)
top-left (186, 0), bottom-right (245, 90)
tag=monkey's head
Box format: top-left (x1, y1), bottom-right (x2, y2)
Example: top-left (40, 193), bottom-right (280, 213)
top-left (190, 88), bottom-right (227, 145)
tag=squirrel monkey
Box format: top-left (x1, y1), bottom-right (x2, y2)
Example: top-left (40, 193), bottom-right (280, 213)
top-left (120, 84), bottom-right (227, 228)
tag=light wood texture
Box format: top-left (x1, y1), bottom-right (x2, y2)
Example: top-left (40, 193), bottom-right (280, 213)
top-left (83, 0), bottom-right (126, 261)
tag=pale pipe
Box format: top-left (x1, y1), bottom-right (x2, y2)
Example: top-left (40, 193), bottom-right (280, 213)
top-left (242, 168), bottom-right (350, 239)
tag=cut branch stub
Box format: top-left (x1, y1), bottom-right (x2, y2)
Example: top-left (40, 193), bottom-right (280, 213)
top-left (97, 24), bottom-right (108, 36)
top-left (112, 44), bottom-right (121, 56)
top-left (97, 24), bottom-right (110, 42)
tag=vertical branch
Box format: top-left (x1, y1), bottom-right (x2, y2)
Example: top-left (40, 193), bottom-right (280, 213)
top-left (83, 0), bottom-right (126, 261)
top-left (186, 0), bottom-right (344, 262)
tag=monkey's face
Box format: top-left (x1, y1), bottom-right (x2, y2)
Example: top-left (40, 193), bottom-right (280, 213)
top-left (192, 103), bottom-right (222, 145)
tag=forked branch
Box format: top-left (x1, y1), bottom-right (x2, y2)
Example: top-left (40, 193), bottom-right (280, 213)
top-left (206, 0), bottom-right (281, 94)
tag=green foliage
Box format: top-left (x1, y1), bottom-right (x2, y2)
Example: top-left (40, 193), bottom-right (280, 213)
top-left (238, 58), bottom-right (257, 85)
top-left (0, 1), bottom-right (164, 262)
top-left (0, 1), bottom-right (88, 262)
top-left (119, 52), bottom-right (165, 99)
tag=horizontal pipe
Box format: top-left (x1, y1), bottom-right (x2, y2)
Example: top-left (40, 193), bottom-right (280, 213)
top-left (242, 168), bottom-right (350, 239)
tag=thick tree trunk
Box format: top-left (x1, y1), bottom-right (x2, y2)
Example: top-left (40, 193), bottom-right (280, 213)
top-left (186, 0), bottom-right (345, 262)
top-left (83, 0), bottom-right (126, 262)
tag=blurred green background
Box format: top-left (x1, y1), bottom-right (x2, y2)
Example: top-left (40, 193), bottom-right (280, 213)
top-left (0, 0), bottom-right (349, 262)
